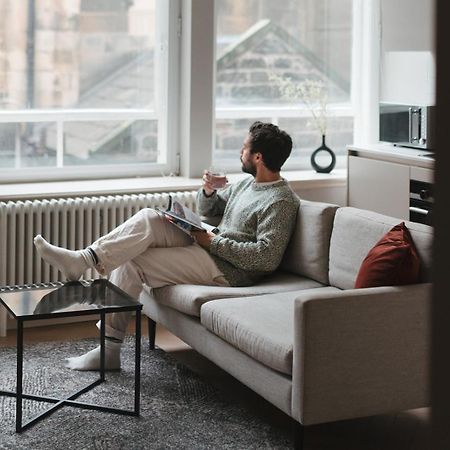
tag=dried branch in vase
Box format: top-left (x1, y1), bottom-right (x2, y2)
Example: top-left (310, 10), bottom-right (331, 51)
top-left (270, 74), bottom-right (328, 136)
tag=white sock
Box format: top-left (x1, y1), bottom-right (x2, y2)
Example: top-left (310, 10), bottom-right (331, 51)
top-left (34, 235), bottom-right (95, 281)
top-left (65, 340), bottom-right (121, 371)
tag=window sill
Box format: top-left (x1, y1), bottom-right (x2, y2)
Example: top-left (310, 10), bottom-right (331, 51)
top-left (0, 169), bottom-right (347, 202)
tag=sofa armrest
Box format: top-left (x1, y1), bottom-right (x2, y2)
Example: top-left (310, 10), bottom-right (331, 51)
top-left (291, 283), bottom-right (431, 425)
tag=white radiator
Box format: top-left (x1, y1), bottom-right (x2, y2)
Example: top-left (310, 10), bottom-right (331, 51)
top-left (0, 191), bottom-right (198, 335)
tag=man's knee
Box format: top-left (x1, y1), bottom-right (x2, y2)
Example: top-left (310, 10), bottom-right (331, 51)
top-left (137, 207), bottom-right (159, 221)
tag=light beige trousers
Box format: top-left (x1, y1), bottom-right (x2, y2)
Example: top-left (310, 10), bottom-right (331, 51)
top-left (90, 208), bottom-right (228, 340)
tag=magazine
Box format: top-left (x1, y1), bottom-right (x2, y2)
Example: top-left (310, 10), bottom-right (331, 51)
top-left (157, 195), bottom-right (219, 235)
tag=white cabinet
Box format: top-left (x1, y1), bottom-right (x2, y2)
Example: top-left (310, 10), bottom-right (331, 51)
top-left (347, 144), bottom-right (434, 220)
top-left (348, 156), bottom-right (410, 219)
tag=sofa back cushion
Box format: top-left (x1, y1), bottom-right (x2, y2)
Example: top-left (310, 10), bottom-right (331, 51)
top-left (280, 200), bottom-right (339, 284)
top-left (329, 207), bottom-right (433, 290)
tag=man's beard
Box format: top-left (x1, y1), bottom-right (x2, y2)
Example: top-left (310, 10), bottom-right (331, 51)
top-left (241, 159), bottom-right (256, 176)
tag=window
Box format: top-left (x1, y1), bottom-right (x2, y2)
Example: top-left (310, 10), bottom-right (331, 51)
top-left (214, 0), bottom-right (354, 171)
top-left (0, 0), bottom-right (172, 181)
top-left (0, 1), bottom-right (358, 184)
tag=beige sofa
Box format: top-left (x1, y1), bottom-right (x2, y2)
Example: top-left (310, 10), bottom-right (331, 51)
top-left (139, 200), bottom-right (433, 449)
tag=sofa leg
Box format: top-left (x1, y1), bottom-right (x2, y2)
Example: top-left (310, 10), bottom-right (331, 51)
top-left (147, 317), bottom-right (156, 350)
top-left (293, 421), bottom-right (304, 450)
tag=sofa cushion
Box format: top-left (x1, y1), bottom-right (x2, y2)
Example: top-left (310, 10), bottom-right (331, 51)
top-left (145, 271), bottom-right (325, 317)
top-left (201, 287), bottom-right (341, 375)
top-left (329, 208), bottom-right (433, 290)
top-left (280, 200), bottom-right (339, 284)
top-left (355, 222), bottom-right (420, 288)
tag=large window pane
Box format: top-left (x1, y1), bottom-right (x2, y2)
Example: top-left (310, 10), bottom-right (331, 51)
top-left (215, 0), bottom-right (353, 170)
top-left (0, 0), bottom-right (155, 110)
top-left (0, 0), bottom-right (160, 177)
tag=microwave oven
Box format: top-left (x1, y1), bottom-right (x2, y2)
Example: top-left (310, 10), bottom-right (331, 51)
top-left (379, 103), bottom-right (435, 150)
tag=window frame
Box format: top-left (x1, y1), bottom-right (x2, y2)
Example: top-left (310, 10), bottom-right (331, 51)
top-left (0, 0), bottom-right (180, 183)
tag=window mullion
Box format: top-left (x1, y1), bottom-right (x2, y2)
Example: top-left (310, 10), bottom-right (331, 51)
top-left (180, 0), bottom-right (215, 178)
top-left (351, 0), bottom-right (381, 145)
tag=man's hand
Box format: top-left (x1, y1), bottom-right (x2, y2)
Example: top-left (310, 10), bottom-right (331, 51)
top-left (191, 230), bottom-right (216, 250)
top-left (202, 169), bottom-right (216, 196)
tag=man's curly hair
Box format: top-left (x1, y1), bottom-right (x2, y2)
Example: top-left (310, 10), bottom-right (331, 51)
top-left (248, 121), bottom-right (293, 172)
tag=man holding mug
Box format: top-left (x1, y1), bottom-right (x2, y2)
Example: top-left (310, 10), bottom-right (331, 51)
top-left (192, 121), bottom-right (299, 287)
top-left (34, 121), bottom-right (299, 370)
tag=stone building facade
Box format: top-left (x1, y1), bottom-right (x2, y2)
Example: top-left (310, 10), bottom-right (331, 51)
top-left (215, 19), bottom-right (352, 168)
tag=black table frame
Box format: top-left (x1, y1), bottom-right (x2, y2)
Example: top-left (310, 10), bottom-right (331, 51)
top-left (0, 285), bottom-right (142, 433)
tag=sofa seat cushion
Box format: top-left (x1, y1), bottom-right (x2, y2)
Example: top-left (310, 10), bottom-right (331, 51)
top-left (201, 287), bottom-right (341, 375)
top-left (144, 271), bottom-right (325, 317)
top-left (329, 207), bottom-right (433, 290)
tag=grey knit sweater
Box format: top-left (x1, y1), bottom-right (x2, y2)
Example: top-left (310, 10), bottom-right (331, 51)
top-left (197, 176), bottom-right (300, 286)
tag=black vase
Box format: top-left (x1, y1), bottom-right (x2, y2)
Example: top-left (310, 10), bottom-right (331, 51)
top-left (310, 135), bottom-right (336, 174)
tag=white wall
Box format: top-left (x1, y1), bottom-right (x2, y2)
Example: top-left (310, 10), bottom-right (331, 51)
top-left (380, 0), bottom-right (436, 105)
top-left (381, 0), bottom-right (434, 51)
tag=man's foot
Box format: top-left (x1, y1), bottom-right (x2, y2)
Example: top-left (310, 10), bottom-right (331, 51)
top-left (34, 235), bottom-right (91, 281)
top-left (65, 343), bottom-right (121, 371)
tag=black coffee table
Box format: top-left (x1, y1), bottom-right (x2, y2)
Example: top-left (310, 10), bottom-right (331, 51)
top-left (0, 279), bottom-right (142, 432)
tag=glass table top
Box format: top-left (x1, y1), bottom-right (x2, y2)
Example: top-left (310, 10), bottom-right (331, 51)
top-left (0, 279), bottom-right (141, 320)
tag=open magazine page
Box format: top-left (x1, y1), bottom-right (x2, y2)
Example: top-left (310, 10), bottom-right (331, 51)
top-left (158, 197), bottom-right (220, 236)
top-left (171, 200), bottom-right (202, 227)
top-left (157, 196), bottom-right (221, 235)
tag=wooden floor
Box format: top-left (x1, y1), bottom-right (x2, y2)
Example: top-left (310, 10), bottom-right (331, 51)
top-left (0, 319), bottom-right (431, 450)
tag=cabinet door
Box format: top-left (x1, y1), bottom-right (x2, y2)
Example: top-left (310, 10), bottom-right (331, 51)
top-left (348, 156), bottom-right (410, 219)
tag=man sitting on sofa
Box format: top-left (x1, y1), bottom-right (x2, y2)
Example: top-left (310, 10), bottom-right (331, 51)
top-left (33, 121), bottom-right (300, 371)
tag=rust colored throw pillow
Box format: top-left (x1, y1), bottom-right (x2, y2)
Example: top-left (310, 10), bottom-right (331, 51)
top-left (354, 222), bottom-right (420, 288)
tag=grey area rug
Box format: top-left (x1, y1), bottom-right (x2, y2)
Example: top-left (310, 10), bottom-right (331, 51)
top-left (0, 337), bottom-right (292, 449)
